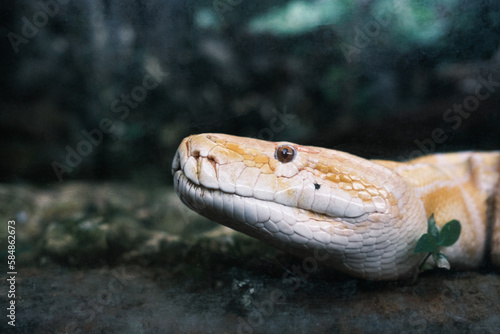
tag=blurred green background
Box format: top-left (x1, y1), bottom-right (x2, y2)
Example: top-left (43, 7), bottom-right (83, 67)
top-left (1, 0), bottom-right (499, 184)
top-left (1, 2), bottom-right (500, 332)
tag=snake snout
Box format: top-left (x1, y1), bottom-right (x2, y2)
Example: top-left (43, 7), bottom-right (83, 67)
top-left (186, 136), bottom-right (219, 169)
top-left (172, 134), bottom-right (222, 189)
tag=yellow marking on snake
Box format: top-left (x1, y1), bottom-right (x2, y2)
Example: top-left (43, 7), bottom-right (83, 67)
top-left (172, 133), bottom-right (500, 280)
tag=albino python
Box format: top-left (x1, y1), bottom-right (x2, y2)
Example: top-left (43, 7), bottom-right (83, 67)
top-left (172, 133), bottom-right (500, 280)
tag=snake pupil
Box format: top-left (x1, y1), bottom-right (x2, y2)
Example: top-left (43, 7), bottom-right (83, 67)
top-left (276, 145), bottom-right (296, 163)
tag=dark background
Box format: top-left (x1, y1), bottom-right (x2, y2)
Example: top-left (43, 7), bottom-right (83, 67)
top-left (1, 2), bottom-right (500, 333)
top-left (1, 0), bottom-right (499, 183)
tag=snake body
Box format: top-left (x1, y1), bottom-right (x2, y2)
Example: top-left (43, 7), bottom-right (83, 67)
top-left (172, 133), bottom-right (500, 280)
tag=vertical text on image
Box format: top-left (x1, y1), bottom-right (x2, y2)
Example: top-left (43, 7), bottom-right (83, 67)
top-left (6, 220), bottom-right (17, 327)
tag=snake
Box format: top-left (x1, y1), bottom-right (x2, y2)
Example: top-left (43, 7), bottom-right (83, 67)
top-left (172, 133), bottom-right (500, 280)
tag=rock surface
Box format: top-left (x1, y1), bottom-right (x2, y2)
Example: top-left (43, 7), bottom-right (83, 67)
top-left (1, 183), bottom-right (499, 333)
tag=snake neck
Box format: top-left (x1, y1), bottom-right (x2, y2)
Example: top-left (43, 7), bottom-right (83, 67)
top-left (377, 152), bottom-right (500, 270)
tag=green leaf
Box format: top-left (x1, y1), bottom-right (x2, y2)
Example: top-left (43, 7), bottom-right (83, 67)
top-left (438, 220), bottom-right (461, 247)
top-left (427, 214), bottom-right (439, 239)
top-left (414, 233), bottom-right (439, 254)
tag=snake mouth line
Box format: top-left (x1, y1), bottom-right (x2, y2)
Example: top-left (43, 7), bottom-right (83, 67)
top-left (173, 168), bottom-right (346, 226)
top-left (173, 170), bottom-right (288, 229)
top-left (174, 169), bottom-right (274, 207)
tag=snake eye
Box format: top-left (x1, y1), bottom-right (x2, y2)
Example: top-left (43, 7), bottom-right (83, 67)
top-left (275, 145), bottom-right (296, 163)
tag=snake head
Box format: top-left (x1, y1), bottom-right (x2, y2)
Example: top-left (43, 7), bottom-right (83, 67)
top-left (173, 133), bottom-right (427, 280)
